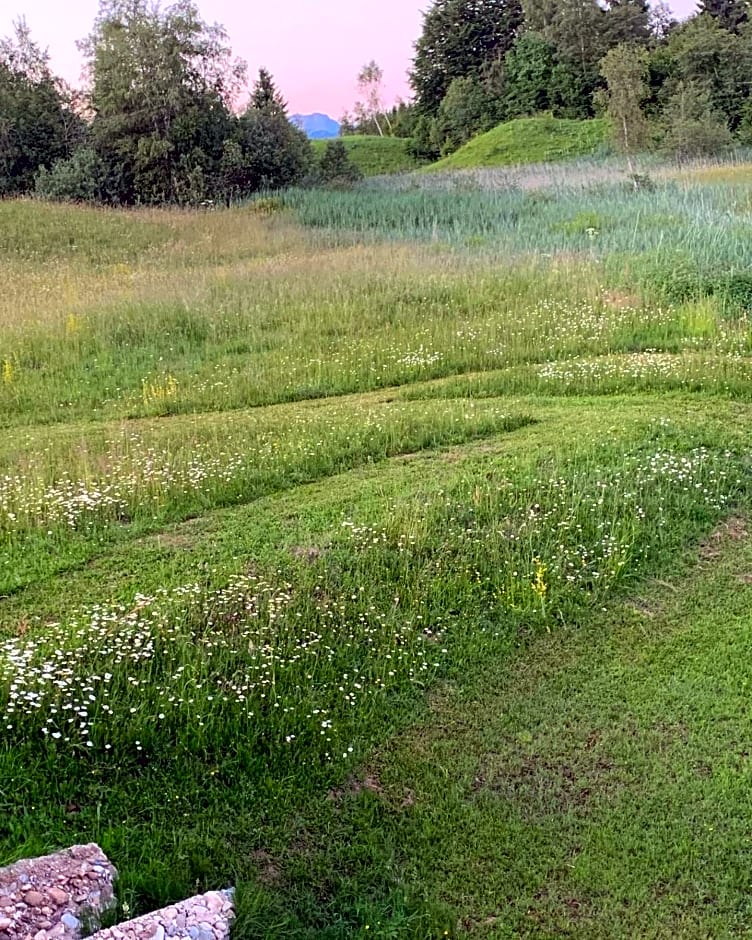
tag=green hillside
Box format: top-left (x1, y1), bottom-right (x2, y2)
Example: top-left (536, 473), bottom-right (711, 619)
top-left (429, 115), bottom-right (610, 170)
top-left (312, 135), bottom-right (422, 176)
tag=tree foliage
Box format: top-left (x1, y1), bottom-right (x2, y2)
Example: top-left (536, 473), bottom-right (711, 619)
top-left (503, 32), bottom-right (557, 117)
top-left (80, 0), bottom-right (245, 203)
top-left (432, 76), bottom-right (498, 152)
top-left (698, 0), bottom-right (748, 32)
top-left (234, 71), bottom-right (312, 194)
top-left (0, 19), bottom-right (73, 196)
top-left (315, 140), bottom-right (363, 186)
top-left (410, 0), bottom-right (524, 115)
top-left (660, 15), bottom-right (752, 132)
top-left (5, 0), bottom-right (752, 202)
top-left (661, 79), bottom-right (733, 159)
top-left (35, 147), bottom-right (106, 202)
top-left (353, 61), bottom-right (391, 136)
top-left (599, 43), bottom-right (650, 168)
top-left (249, 67), bottom-right (287, 117)
top-left (409, 0), bottom-right (656, 147)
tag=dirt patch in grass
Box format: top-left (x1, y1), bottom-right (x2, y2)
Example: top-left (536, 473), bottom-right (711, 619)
top-left (136, 518), bottom-right (209, 551)
top-left (471, 745), bottom-right (623, 821)
top-left (328, 771), bottom-right (384, 805)
top-left (328, 769), bottom-right (417, 812)
top-left (251, 849), bottom-right (283, 887)
top-left (699, 514), bottom-right (748, 560)
top-left (290, 545), bottom-right (325, 564)
top-left (627, 596), bottom-right (662, 619)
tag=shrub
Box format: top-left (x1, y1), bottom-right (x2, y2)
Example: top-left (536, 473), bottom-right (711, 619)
top-left (35, 148), bottom-right (106, 203)
top-left (660, 81), bottom-right (733, 161)
top-left (315, 140), bottom-right (363, 187)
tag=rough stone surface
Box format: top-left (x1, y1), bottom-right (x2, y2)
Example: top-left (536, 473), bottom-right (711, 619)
top-left (0, 849), bottom-right (232, 940)
top-left (90, 891), bottom-right (234, 940)
top-left (0, 844), bottom-right (117, 939)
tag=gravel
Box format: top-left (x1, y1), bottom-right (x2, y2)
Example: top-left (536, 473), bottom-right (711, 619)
top-left (89, 890), bottom-right (234, 940)
top-left (0, 849), bottom-right (233, 940)
top-left (0, 843), bottom-right (117, 939)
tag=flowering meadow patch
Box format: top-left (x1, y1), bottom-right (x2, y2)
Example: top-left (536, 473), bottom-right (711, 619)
top-left (536, 351), bottom-right (752, 393)
top-left (0, 401), bottom-right (532, 596)
top-left (3, 434), bottom-right (741, 779)
top-left (1, 569), bottom-right (448, 766)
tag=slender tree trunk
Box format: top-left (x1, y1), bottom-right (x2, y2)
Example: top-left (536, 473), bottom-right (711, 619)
top-left (623, 115), bottom-right (637, 189)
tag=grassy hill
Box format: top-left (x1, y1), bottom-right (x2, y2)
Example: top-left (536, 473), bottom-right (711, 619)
top-left (312, 135), bottom-right (422, 176)
top-left (429, 114), bottom-right (610, 170)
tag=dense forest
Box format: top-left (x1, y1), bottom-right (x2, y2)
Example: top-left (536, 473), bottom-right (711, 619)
top-left (1, 0), bottom-right (750, 205)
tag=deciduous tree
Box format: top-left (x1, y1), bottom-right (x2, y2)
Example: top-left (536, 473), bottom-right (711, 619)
top-left (599, 43), bottom-right (650, 176)
top-left (353, 60), bottom-right (391, 136)
top-left (0, 19), bottom-right (71, 195)
top-left (432, 75), bottom-right (498, 152)
top-left (80, 0), bottom-right (245, 203)
top-left (661, 14), bottom-right (752, 131)
top-left (661, 79), bottom-right (733, 158)
top-left (698, 0), bottom-right (748, 32)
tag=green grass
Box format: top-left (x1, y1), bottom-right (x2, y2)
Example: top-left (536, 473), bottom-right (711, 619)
top-left (427, 116), bottom-right (610, 171)
top-left (3, 157), bottom-right (752, 937)
top-left (312, 136), bottom-right (423, 176)
top-left (259, 516), bottom-right (752, 937)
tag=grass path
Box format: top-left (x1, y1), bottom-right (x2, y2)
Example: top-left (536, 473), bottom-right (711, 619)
top-left (262, 517), bottom-right (752, 937)
top-left (2, 392), bottom-right (741, 625)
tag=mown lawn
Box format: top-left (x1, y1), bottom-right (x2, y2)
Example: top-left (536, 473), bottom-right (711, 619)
top-left (267, 508), bottom-right (752, 938)
top-left (1, 164), bottom-right (751, 937)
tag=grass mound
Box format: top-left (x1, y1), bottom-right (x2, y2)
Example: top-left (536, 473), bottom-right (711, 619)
top-left (311, 136), bottom-right (421, 176)
top-left (428, 115), bottom-right (610, 171)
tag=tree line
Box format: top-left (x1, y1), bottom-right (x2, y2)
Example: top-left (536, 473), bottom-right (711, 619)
top-left (349, 0), bottom-right (750, 162)
top-left (1, 0), bottom-right (361, 205)
top-left (2, 0), bottom-right (750, 205)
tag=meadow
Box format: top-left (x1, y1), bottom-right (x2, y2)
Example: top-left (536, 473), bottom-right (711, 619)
top-left (1, 158), bottom-right (752, 937)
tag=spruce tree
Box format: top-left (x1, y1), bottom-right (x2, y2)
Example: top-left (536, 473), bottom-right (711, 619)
top-left (410, 0), bottom-right (523, 115)
top-left (249, 68), bottom-right (288, 118)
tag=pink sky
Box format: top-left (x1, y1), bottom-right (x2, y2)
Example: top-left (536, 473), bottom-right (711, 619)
top-left (1, 0), bottom-right (698, 117)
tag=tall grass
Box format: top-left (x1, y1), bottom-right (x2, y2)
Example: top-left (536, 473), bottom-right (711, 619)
top-left (5, 177), bottom-right (752, 432)
top-left (281, 175), bottom-right (752, 301)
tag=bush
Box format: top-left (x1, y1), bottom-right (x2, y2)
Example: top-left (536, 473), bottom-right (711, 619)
top-left (640, 253), bottom-right (752, 314)
top-left (34, 148), bottom-right (106, 203)
top-left (432, 76), bottom-right (499, 155)
top-left (660, 81), bottom-right (733, 161)
top-left (314, 140), bottom-right (363, 187)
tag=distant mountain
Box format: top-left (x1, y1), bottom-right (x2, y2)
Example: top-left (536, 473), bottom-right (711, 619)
top-left (291, 113), bottom-right (340, 139)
